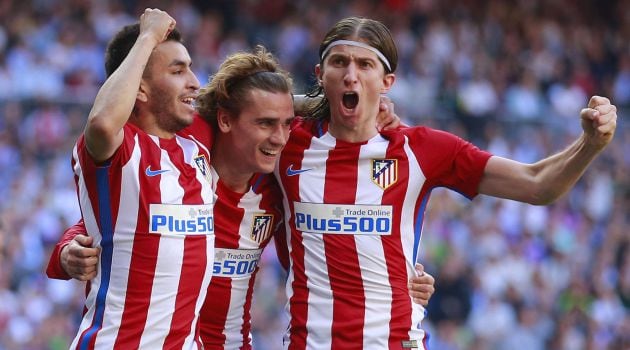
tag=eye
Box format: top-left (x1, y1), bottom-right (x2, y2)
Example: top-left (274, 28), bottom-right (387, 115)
top-left (258, 119), bottom-right (274, 127)
top-left (331, 57), bottom-right (345, 66)
top-left (360, 60), bottom-right (373, 69)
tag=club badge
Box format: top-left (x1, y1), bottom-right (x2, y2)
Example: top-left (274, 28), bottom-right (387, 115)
top-left (372, 159), bottom-right (397, 190)
top-left (251, 214), bottom-right (274, 243)
top-left (194, 154), bottom-right (212, 184)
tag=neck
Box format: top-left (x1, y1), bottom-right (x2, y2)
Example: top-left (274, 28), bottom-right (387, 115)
top-left (327, 116), bottom-right (378, 143)
top-left (129, 114), bottom-right (176, 139)
top-left (211, 138), bottom-right (252, 193)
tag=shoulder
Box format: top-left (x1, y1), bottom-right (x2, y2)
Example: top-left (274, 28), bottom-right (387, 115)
top-left (383, 125), bottom-right (461, 144)
top-left (251, 173), bottom-right (282, 196)
top-left (290, 117), bottom-right (327, 137)
top-left (179, 114), bottom-right (214, 149)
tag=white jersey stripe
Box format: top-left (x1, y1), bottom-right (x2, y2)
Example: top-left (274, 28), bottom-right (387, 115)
top-left (94, 135), bottom-right (142, 349)
top-left (400, 136), bottom-right (428, 342)
top-left (356, 137), bottom-right (391, 349)
top-left (301, 135), bottom-right (333, 350)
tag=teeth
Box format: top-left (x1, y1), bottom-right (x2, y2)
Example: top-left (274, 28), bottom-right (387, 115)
top-left (261, 149), bottom-right (277, 156)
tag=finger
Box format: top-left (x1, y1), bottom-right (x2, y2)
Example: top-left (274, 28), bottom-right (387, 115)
top-left (72, 246), bottom-right (99, 258)
top-left (594, 103), bottom-right (616, 117)
top-left (597, 120), bottom-right (617, 135)
top-left (580, 108), bottom-right (599, 121)
top-left (588, 95), bottom-right (610, 109)
top-left (411, 292), bottom-right (431, 305)
top-left (84, 265), bottom-right (98, 275)
top-left (75, 256), bottom-right (99, 267)
top-left (410, 291), bottom-right (432, 299)
top-left (414, 263), bottom-right (425, 276)
top-left (77, 272), bottom-right (93, 282)
top-left (74, 234), bottom-right (93, 247)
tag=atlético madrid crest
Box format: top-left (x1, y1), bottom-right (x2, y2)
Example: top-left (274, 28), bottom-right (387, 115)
top-left (194, 154), bottom-right (212, 184)
top-left (372, 159), bottom-right (398, 190)
top-left (251, 214), bottom-right (274, 243)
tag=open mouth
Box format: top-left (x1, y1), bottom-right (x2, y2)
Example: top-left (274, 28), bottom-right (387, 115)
top-left (181, 96), bottom-right (196, 108)
top-left (342, 92), bottom-right (359, 109)
top-left (260, 148), bottom-right (278, 157)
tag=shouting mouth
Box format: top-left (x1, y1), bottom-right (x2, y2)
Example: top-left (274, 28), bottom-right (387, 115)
top-left (342, 92), bottom-right (359, 109)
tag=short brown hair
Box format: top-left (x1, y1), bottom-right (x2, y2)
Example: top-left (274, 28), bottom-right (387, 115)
top-left (196, 45), bottom-right (293, 127)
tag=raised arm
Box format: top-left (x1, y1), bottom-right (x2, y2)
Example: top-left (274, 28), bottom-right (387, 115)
top-left (84, 9), bottom-right (176, 162)
top-left (478, 95), bottom-right (617, 205)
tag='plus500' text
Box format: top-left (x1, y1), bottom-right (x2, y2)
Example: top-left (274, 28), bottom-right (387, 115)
top-left (295, 213), bottom-right (390, 234)
top-left (151, 215), bottom-right (214, 233)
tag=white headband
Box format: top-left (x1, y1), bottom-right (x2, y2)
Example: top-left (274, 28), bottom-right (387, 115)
top-left (320, 40), bottom-right (392, 71)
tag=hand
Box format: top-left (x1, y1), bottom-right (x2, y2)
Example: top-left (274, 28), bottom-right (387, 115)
top-left (580, 95), bottom-right (617, 150)
top-left (376, 95), bottom-right (402, 131)
top-left (408, 263), bottom-right (435, 306)
top-left (60, 235), bottom-right (101, 281)
top-left (139, 8), bottom-right (176, 44)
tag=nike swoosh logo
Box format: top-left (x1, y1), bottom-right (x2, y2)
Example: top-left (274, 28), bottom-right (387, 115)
top-left (145, 165), bottom-right (170, 177)
top-left (286, 164), bottom-right (312, 176)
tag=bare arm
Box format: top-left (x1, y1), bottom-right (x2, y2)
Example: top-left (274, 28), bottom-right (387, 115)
top-left (479, 96), bottom-right (617, 205)
top-left (85, 9), bottom-right (176, 162)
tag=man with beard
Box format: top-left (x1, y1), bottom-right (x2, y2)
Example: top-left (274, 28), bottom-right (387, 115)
top-left (67, 8), bottom-right (214, 349)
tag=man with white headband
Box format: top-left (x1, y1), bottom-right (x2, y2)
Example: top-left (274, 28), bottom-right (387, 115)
top-left (275, 16), bottom-right (617, 349)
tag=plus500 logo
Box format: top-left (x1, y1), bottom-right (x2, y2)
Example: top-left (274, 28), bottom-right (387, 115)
top-left (149, 204), bottom-right (214, 235)
top-left (295, 213), bottom-right (390, 235)
top-left (213, 260), bottom-right (258, 277)
top-left (151, 215), bottom-right (214, 233)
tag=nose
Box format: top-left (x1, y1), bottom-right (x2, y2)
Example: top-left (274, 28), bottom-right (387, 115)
top-left (270, 124), bottom-right (289, 146)
top-left (343, 62), bottom-right (358, 86)
top-left (188, 70), bottom-right (200, 91)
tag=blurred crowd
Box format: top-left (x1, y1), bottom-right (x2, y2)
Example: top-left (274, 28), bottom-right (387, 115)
top-left (0, 0), bottom-right (628, 349)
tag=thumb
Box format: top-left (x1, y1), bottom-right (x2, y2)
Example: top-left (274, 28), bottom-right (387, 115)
top-left (74, 234), bottom-right (94, 247)
top-left (414, 263), bottom-right (425, 276)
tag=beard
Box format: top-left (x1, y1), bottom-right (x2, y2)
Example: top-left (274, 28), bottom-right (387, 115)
top-left (148, 87), bottom-right (193, 134)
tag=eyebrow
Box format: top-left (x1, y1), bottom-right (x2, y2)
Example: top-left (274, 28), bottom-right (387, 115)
top-left (328, 52), bottom-right (377, 62)
top-left (168, 59), bottom-right (192, 68)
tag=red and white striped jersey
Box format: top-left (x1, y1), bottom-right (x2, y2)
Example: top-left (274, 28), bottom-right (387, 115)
top-left (70, 122), bottom-right (215, 350)
top-left (199, 170), bottom-right (285, 350)
top-left (275, 119), bottom-right (491, 350)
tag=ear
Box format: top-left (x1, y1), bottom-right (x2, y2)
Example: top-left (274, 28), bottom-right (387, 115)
top-left (137, 79), bottom-right (149, 103)
top-left (216, 108), bottom-right (232, 133)
top-left (380, 73), bottom-right (396, 94)
top-left (314, 64), bottom-right (322, 86)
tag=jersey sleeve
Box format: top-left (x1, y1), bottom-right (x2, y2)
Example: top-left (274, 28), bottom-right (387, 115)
top-left (77, 123), bottom-right (137, 170)
top-left (182, 114), bottom-right (214, 150)
top-left (45, 219), bottom-right (88, 280)
top-left (408, 127), bottom-right (492, 199)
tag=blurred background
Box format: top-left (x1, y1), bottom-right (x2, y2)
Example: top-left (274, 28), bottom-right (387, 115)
top-left (0, 0), bottom-right (628, 349)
